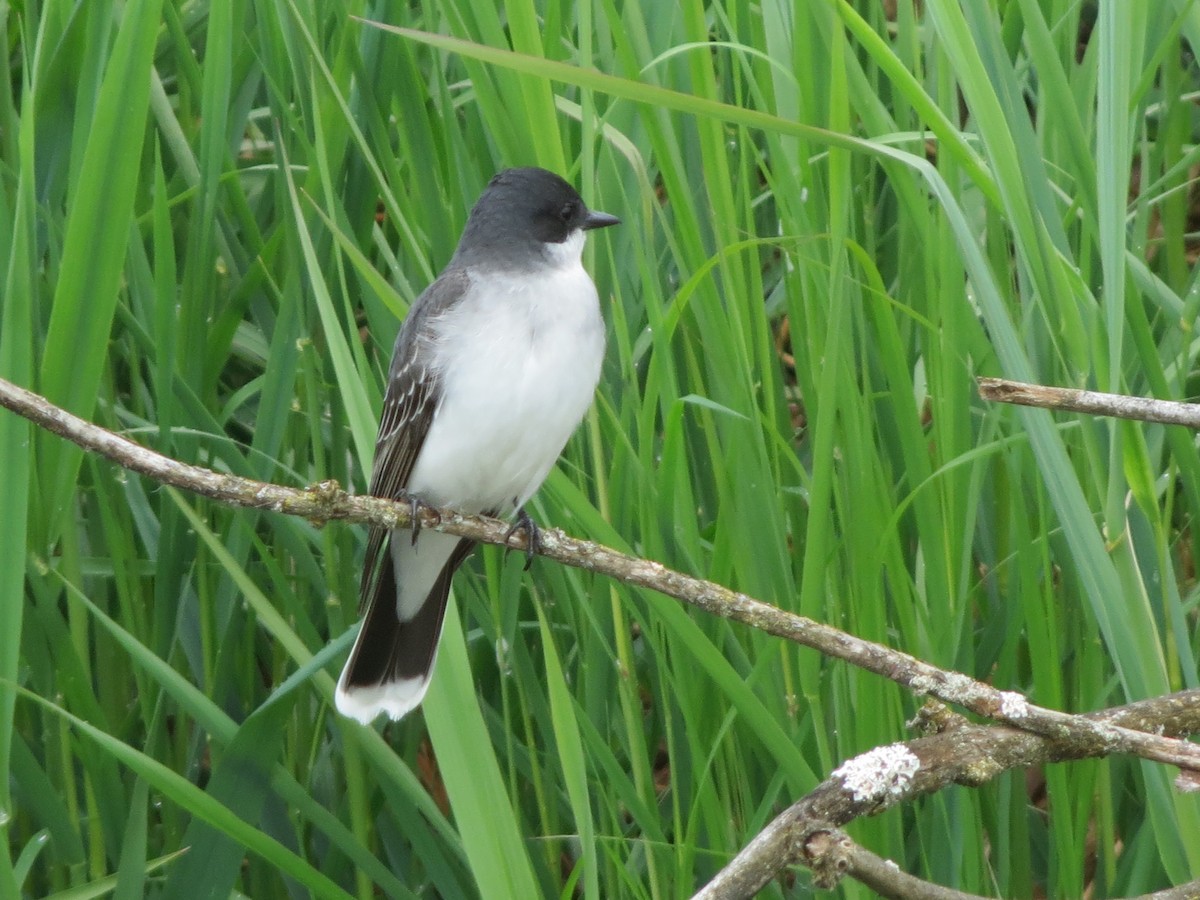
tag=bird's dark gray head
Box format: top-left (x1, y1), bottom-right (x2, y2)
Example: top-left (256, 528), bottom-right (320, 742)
top-left (451, 167), bottom-right (619, 269)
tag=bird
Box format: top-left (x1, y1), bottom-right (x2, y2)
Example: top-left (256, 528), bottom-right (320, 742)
top-left (335, 166), bottom-right (620, 723)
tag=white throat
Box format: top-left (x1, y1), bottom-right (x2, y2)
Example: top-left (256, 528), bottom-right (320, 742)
top-left (541, 228), bottom-right (586, 270)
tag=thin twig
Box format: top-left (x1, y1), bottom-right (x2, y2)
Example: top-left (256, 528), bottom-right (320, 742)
top-left (3, 375), bottom-right (1199, 777)
top-left (977, 377), bottom-right (1200, 428)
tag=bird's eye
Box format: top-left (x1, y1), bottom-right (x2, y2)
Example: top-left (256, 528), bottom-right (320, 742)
top-left (558, 201), bottom-right (576, 222)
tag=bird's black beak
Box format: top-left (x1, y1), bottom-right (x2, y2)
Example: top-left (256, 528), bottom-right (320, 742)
top-left (583, 210), bottom-right (621, 230)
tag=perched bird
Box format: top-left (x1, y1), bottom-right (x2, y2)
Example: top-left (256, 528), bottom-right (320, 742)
top-left (335, 167), bottom-right (620, 723)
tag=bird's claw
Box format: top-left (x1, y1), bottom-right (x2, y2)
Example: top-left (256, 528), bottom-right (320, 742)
top-left (408, 495), bottom-right (441, 546)
top-left (504, 507), bottom-right (541, 571)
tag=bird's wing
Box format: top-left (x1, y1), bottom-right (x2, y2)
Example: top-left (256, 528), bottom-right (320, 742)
top-left (358, 270), bottom-right (470, 613)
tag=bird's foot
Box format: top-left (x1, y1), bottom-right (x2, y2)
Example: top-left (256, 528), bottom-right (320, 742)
top-left (504, 506), bottom-right (541, 571)
top-left (408, 495), bottom-right (441, 546)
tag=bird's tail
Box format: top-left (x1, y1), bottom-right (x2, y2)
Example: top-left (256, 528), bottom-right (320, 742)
top-left (335, 529), bottom-right (476, 723)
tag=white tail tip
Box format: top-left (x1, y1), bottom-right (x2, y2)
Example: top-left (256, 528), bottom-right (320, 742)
top-left (334, 675), bottom-right (430, 724)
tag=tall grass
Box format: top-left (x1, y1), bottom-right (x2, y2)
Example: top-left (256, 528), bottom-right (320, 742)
top-left (2, 1), bottom-right (1198, 896)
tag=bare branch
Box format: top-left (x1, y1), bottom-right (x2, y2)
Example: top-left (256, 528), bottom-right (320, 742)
top-left (696, 692), bottom-right (1200, 899)
top-left (815, 831), bottom-right (996, 899)
top-left (1130, 880), bottom-right (1200, 900)
top-left (977, 377), bottom-right (1200, 428)
top-left (3, 375), bottom-right (1200, 778)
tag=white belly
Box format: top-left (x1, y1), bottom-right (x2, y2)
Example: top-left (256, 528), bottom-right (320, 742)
top-left (406, 263), bottom-right (605, 514)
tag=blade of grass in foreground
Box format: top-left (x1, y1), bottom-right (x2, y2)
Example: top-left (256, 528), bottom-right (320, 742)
top-left (424, 602), bottom-right (540, 900)
top-left (42, 849), bottom-right (187, 900)
top-left (58, 575), bottom-right (419, 897)
top-left (0, 22), bottom-right (37, 889)
top-left (18, 690), bottom-right (355, 900)
top-left (36, 0), bottom-right (163, 537)
top-left (537, 603), bottom-right (599, 900)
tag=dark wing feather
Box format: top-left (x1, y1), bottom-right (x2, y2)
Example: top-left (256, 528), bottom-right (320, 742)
top-left (357, 270), bottom-right (470, 613)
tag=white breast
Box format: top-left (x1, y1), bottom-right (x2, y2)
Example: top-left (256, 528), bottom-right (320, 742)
top-left (406, 243), bottom-right (605, 514)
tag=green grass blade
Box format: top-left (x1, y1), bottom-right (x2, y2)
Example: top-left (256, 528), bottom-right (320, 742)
top-left (36, 0), bottom-right (164, 535)
top-left (424, 602), bottom-right (540, 900)
top-left (19, 690), bottom-right (355, 900)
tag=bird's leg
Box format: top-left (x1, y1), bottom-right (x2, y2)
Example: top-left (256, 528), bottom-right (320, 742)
top-left (504, 506), bottom-right (541, 571)
top-left (408, 494), bottom-right (441, 546)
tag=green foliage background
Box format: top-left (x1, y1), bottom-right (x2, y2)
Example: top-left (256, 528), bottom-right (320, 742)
top-left (2, 0), bottom-right (1199, 897)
